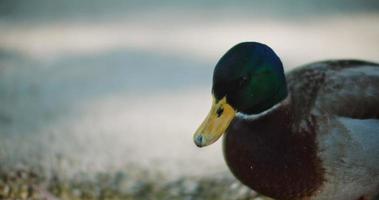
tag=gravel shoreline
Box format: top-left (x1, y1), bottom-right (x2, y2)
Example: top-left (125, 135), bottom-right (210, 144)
top-left (0, 166), bottom-right (272, 200)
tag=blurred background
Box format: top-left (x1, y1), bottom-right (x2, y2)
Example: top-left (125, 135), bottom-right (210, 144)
top-left (0, 0), bottom-right (378, 199)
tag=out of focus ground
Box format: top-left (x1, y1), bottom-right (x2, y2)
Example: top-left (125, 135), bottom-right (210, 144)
top-left (0, 166), bottom-right (272, 200)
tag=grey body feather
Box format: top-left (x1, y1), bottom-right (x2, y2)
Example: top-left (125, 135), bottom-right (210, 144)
top-left (287, 60), bottom-right (379, 200)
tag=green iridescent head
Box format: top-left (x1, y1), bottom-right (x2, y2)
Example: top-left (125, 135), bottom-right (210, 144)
top-left (213, 42), bottom-right (287, 114)
top-left (194, 42), bottom-right (288, 147)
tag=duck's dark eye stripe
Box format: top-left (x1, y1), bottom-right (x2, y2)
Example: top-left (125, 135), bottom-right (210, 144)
top-left (216, 107), bottom-right (224, 117)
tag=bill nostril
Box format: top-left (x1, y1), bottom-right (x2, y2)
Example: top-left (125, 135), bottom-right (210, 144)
top-left (194, 135), bottom-right (205, 147)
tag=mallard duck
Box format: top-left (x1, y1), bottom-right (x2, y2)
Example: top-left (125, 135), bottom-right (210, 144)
top-left (193, 42), bottom-right (379, 200)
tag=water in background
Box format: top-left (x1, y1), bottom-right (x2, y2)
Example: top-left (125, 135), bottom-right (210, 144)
top-left (0, 0), bottom-right (379, 179)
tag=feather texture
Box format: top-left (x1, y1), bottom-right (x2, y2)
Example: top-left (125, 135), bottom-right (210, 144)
top-left (288, 60), bottom-right (379, 199)
top-left (224, 60), bottom-right (379, 200)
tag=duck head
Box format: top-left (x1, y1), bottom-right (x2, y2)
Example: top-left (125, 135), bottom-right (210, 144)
top-left (194, 42), bottom-right (288, 147)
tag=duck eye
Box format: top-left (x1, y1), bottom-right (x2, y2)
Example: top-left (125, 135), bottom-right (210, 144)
top-left (216, 107), bottom-right (224, 117)
top-left (238, 76), bottom-right (248, 87)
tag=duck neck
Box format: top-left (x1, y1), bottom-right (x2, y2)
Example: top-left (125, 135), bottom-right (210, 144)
top-left (235, 95), bottom-right (290, 121)
top-left (223, 98), bottom-right (324, 199)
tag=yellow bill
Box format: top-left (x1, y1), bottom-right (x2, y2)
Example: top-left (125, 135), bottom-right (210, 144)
top-left (193, 96), bottom-right (236, 147)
